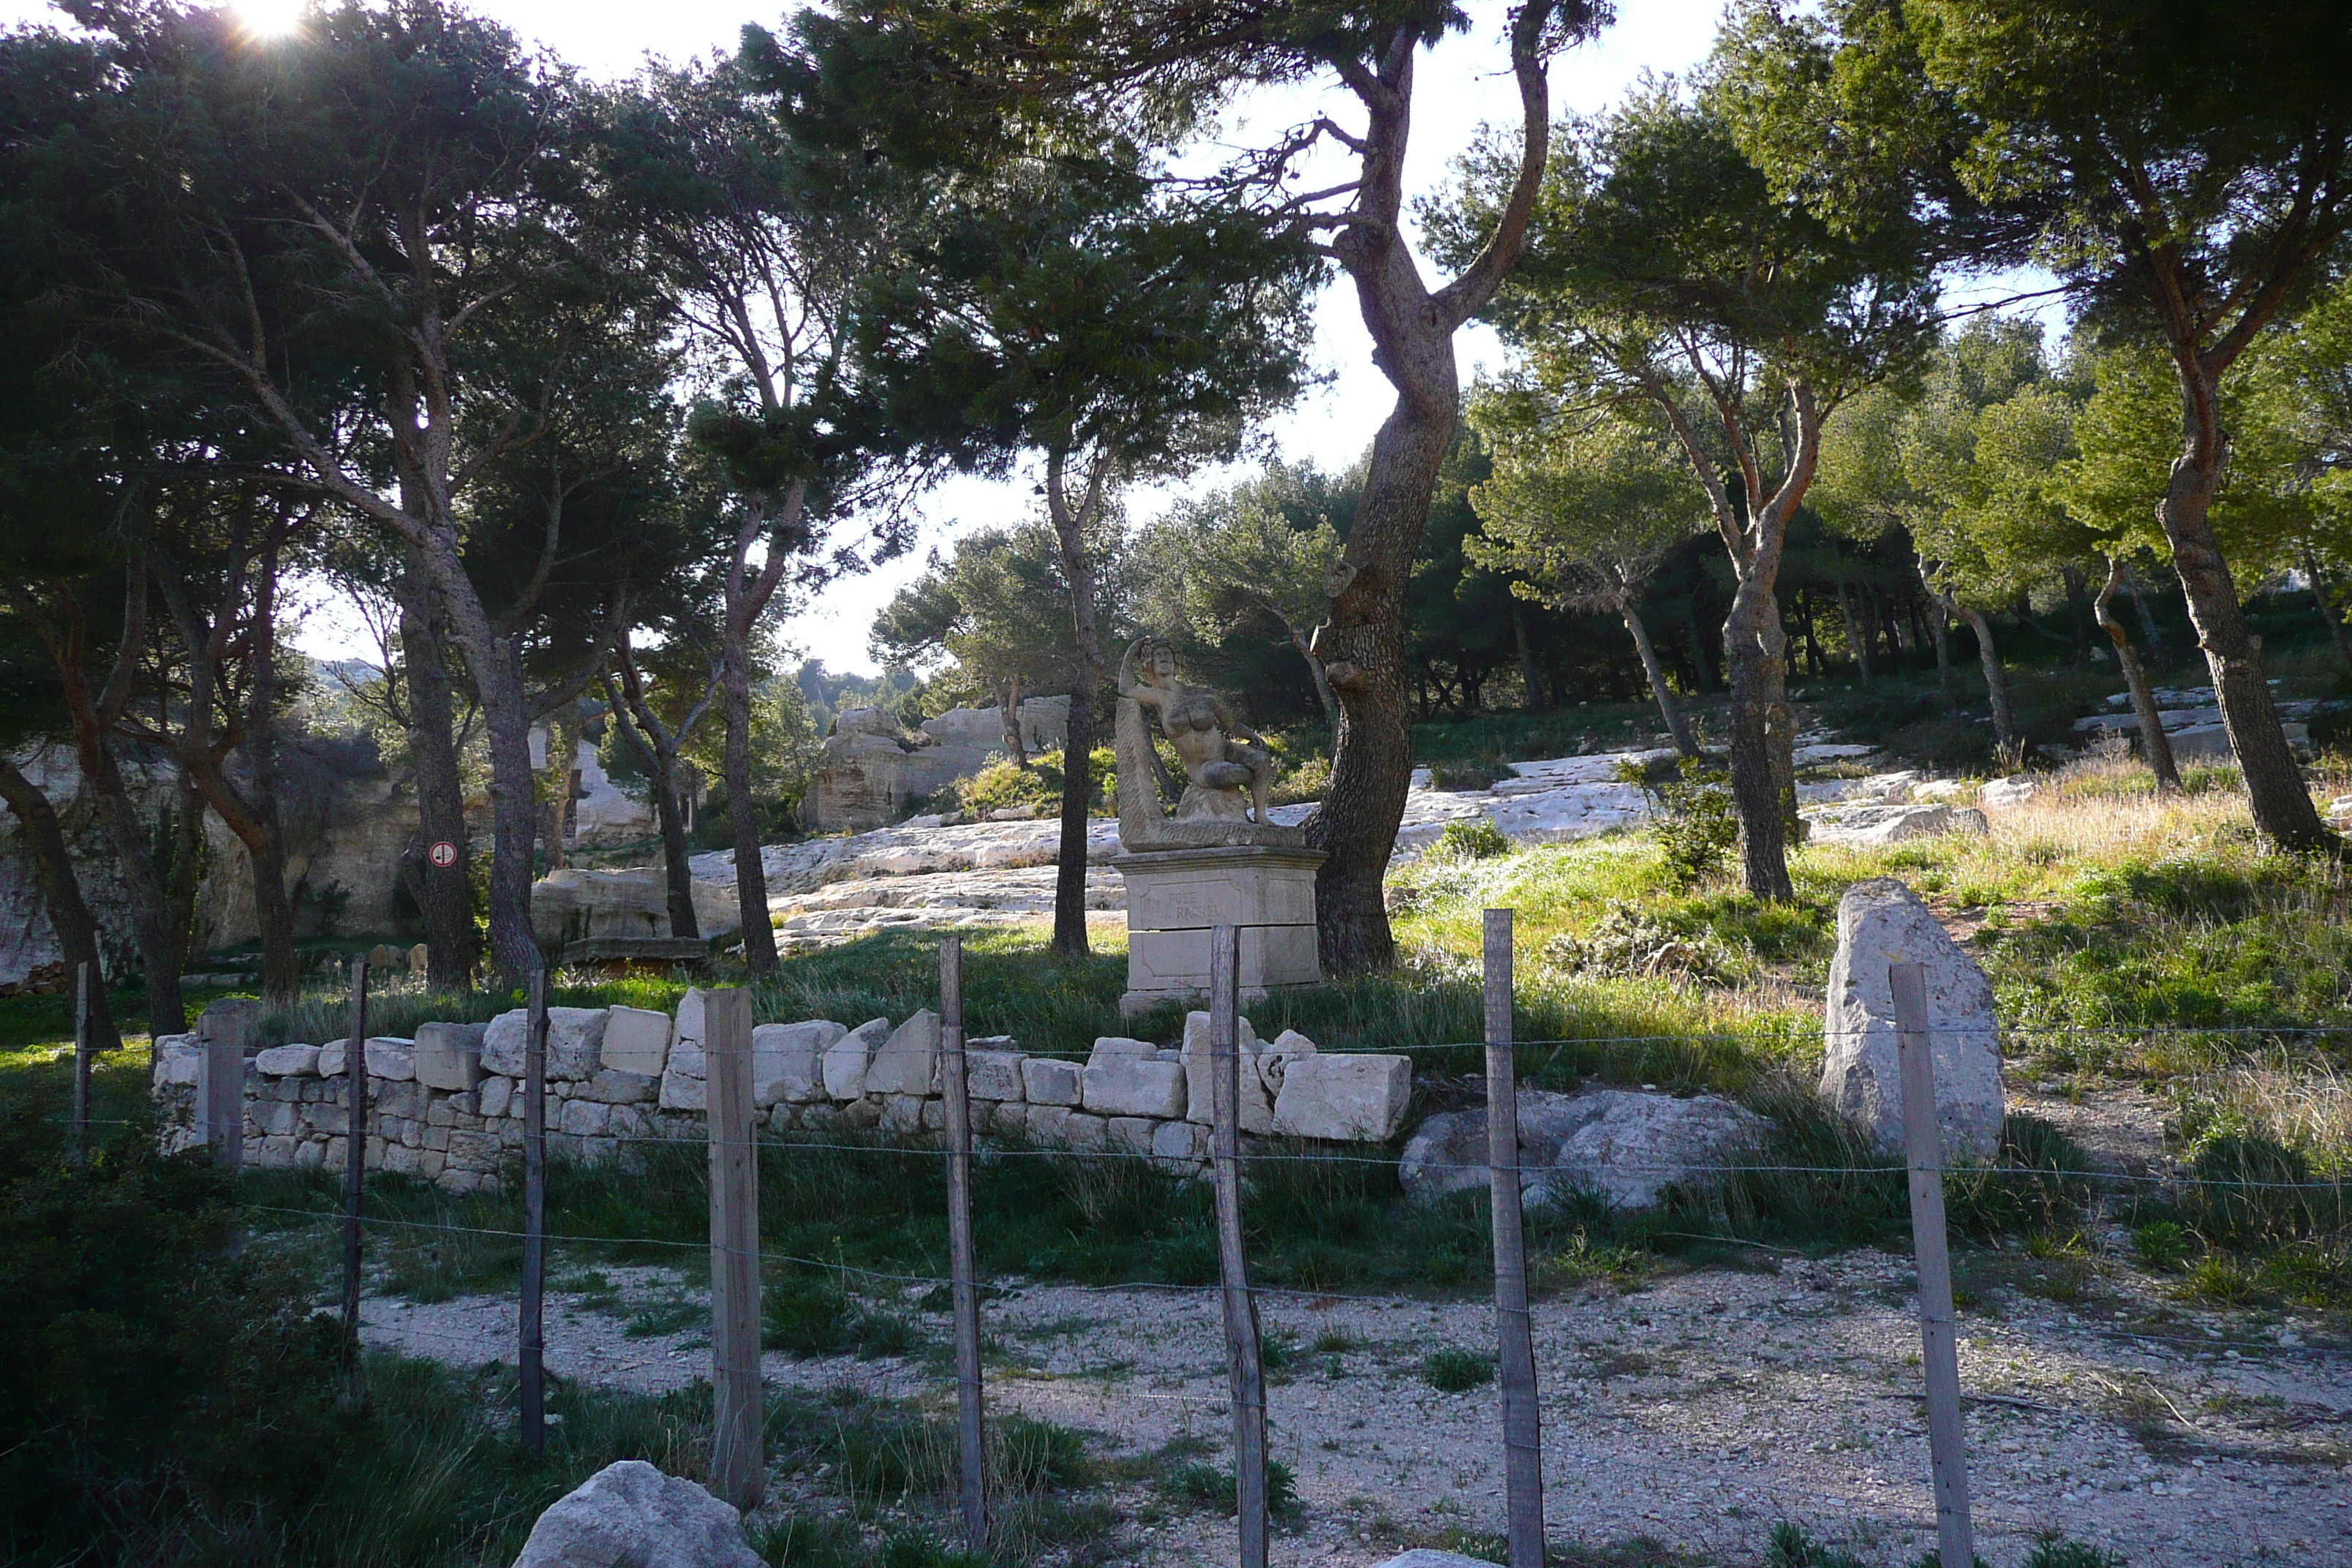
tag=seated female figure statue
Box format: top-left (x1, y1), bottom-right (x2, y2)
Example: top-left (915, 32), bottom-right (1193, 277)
top-left (1118, 638), bottom-right (1277, 824)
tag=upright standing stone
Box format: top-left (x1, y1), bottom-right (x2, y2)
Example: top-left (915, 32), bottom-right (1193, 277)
top-left (1820, 878), bottom-right (2004, 1160)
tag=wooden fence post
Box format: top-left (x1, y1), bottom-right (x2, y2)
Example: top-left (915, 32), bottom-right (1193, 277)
top-left (70, 962), bottom-right (92, 1162)
top-left (1210, 924), bottom-right (1269, 1568)
top-left (704, 987), bottom-right (764, 1510)
top-left (521, 970), bottom-right (548, 1453)
top-left (340, 960), bottom-right (370, 1367)
top-left (940, 935), bottom-right (987, 1552)
top-left (202, 1009), bottom-right (248, 1172)
top-left (1890, 961), bottom-right (1975, 1568)
top-left (1485, 908), bottom-right (1545, 1568)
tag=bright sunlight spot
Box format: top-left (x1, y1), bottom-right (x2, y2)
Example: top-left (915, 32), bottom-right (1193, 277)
top-left (233, 0), bottom-right (307, 37)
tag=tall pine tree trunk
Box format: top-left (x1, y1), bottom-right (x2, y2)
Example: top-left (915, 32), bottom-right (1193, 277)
top-left (1044, 446), bottom-right (1107, 957)
top-left (1956, 606), bottom-right (2017, 760)
top-left (2097, 559), bottom-right (2180, 792)
top-left (2159, 359), bottom-right (2331, 850)
top-left (1722, 583), bottom-right (1795, 901)
top-left (27, 563), bottom-right (188, 1035)
top-left (399, 548), bottom-right (476, 990)
top-left (1617, 586), bottom-right (1698, 759)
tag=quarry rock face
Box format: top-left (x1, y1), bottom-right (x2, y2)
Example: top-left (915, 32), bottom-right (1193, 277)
top-left (528, 866), bottom-right (738, 950)
top-left (1401, 1089), bottom-right (1773, 1210)
top-left (1820, 877), bottom-right (2005, 1161)
top-left (509, 1460), bottom-right (761, 1568)
top-left (1804, 802), bottom-right (1990, 845)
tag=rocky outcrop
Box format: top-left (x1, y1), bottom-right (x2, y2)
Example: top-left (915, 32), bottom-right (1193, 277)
top-left (1804, 802), bottom-right (1991, 845)
top-left (1820, 878), bottom-right (2004, 1161)
top-left (529, 867), bottom-right (738, 950)
top-left (804, 700), bottom-right (1071, 833)
top-left (1400, 1088), bottom-right (1774, 1210)
top-left (510, 1460), bottom-right (761, 1568)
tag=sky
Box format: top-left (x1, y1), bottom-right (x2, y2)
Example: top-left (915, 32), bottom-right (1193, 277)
top-left (0, 0), bottom-right (1733, 674)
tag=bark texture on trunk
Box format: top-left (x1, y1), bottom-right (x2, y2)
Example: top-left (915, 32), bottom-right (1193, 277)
top-left (1954, 605), bottom-right (2016, 758)
top-left (157, 540), bottom-right (302, 1006)
top-left (1648, 380), bottom-right (1817, 902)
top-left (1722, 587), bottom-right (1795, 901)
top-left (998, 676), bottom-right (1028, 768)
top-left (716, 482), bottom-right (808, 976)
top-left (1302, 7), bottom-right (1564, 971)
top-left (605, 644), bottom-right (711, 943)
top-left (1290, 627), bottom-right (1338, 719)
top-left (0, 756), bottom-right (122, 1052)
top-left (1616, 586), bottom-right (1699, 759)
top-left (2097, 559), bottom-right (2180, 792)
top-left (12, 565), bottom-right (187, 1035)
top-left (2155, 357), bottom-right (2332, 849)
top-left (1919, 569), bottom-right (1958, 712)
top-left (398, 549), bottom-right (476, 990)
top-left (1836, 576), bottom-right (1874, 680)
top-left (1044, 446), bottom-right (1109, 957)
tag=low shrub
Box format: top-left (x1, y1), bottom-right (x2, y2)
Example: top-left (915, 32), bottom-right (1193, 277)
top-left (1159, 1457), bottom-right (1299, 1516)
top-left (1420, 1347), bottom-right (1497, 1392)
top-left (1431, 817), bottom-right (1512, 860)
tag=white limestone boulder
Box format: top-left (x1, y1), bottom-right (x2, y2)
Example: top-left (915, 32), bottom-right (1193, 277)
top-left (1273, 1054), bottom-right (1412, 1142)
top-left (966, 1049), bottom-right (1028, 1101)
top-left (1020, 1056), bottom-right (1082, 1107)
top-left (1821, 878), bottom-right (2005, 1161)
top-left (510, 1459), bottom-right (761, 1568)
top-left (153, 1033), bottom-right (202, 1086)
top-left (413, 1022), bottom-right (486, 1093)
top-left (482, 1008), bottom-right (610, 1081)
top-left (753, 1020), bottom-right (845, 1107)
top-left (1806, 802), bottom-right (1990, 845)
top-left (1372, 1553), bottom-right (1501, 1568)
top-left (1180, 1012), bottom-right (1310, 1134)
top-left (823, 1017), bottom-right (892, 1101)
top-left (363, 1038), bottom-right (415, 1082)
top-left (255, 1044), bottom-right (320, 1077)
top-left (862, 1009), bottom-right (941, 1096)
top-left (1082, 1045), bottom-right (1188, 1119)
top-left (600, 1006), bottom-right (674, 1077)
top-left (1401, 1088), bottom-right (1774, 1210)
top-left (1980, 775), bottom-right (2037, 807)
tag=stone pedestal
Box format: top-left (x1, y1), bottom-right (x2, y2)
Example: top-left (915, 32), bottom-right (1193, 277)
top-left (1113, 845), bottom-right (1324, 1017)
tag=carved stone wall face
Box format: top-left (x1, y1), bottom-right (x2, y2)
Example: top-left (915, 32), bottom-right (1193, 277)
top-left (1112, 844), bottom-right (1324, 1016)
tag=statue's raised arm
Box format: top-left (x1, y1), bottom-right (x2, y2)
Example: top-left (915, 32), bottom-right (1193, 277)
top-left (1118, 638), bottom-right (1164, 709)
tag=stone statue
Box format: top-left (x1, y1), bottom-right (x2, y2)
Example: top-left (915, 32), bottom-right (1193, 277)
top-left (1114, 638), bottom-right (1304, 849)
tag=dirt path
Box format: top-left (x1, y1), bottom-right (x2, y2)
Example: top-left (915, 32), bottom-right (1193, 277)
top-left (360, 1243), bottom-right (2349, 1567)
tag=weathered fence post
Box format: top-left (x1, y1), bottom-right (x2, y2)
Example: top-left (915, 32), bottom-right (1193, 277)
top-left (1210, 924), bottom-right (1270, 1568)
top-left (200, 1006), bottom-right (249, 1171)
top-left (1891, 961), bottom-right (1975, 1568)
top-left (704, 987), bottom-right (764, 1509)
top-left (70, 961), bottom-right (92, 1162)
top-left (1485, 908), bottom-right (1545, 1568)
top-left (341, 959), bottom-right (370, 1368)
top-left (939, 935), bottom-right (987, 1552)
top-left (521, 970), bottom-right (548, 1453)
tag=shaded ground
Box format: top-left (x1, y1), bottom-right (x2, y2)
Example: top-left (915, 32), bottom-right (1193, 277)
top-left (357, 1210), bottom-right (2349, 1568)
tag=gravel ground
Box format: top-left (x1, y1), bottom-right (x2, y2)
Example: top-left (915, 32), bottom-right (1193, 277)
top-left (359, 1242), bottom-right (2350, 1567)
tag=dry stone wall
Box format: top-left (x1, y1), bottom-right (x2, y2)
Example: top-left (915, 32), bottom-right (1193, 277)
top-left (151, 993), bottom-right (1413, 1194)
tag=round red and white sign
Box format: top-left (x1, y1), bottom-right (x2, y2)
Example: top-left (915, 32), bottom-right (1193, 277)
top-left (428, 840), bottom-right (459, 869)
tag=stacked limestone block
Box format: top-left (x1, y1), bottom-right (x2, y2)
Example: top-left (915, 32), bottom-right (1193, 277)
top-left (154, 987), bottom-right (1414, 1193)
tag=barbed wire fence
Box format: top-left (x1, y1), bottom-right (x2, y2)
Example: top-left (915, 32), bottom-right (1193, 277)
top-left (169, 921), bottom-right (2352, 1568)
